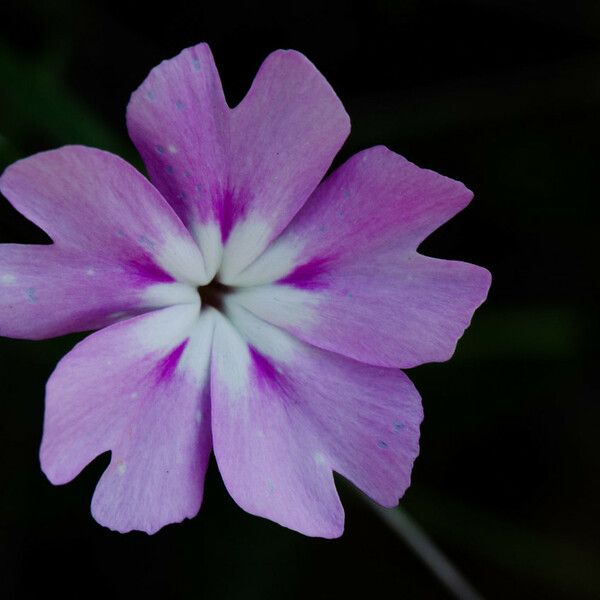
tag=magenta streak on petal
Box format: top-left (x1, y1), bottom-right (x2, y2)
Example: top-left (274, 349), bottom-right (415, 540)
top-left (128, 257), bottom-right (175, 283)
top-left (155, 340), bottom-right (188, 383)
top-left (249, 346), bottom-right (286, 391)
top-left (213, 187), bottom-right (248, 243)
top-left (277, 256), bottom-right (331, 290)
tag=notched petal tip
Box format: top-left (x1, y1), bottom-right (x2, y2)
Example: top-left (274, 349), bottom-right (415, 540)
top-left (235, 497), bottom-right (346, 540)
top-left (366, 143), bottom-right (475, 208)
top-left (91, 492), bottom-right (201, 536)
top-left (428, 261), bottom-right (492, 364)
top-left (39, 454), bottom-right (75, 487)
top-left (126, 41), bottom-right (215, 110)
top-left (274, 47), bottom-right (351, 127)
top-left (241, 46), bottom-right (351, 134)
top-left (311, 518), bottom-right (345, 540)
top-left (39, 418), bottom-right (107, 488)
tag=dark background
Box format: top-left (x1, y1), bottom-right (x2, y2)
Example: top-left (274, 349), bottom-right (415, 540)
top-left (0, 1), bottom-right (598, 598)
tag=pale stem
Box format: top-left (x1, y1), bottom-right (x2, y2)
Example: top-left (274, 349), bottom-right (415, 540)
top-left (368, 500), bottom-right (485, 600)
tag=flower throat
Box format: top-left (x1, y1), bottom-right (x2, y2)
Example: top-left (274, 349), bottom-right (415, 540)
top-left (198, 280), bottom-right (233, 312)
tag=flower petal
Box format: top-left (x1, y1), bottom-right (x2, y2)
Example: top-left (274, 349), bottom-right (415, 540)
top-left (0, 146), bottom-right (206, 339)
top-left (219, 50), bottom-right (350, 281)
top-left (127, 43), bottom-right (350, 281)
top-left (0, 244), bottom-right (197, 340)
top-left (126, 43), bottom-right (229, 278)
top-left (229, 146), bottom-right (491, 368)
top-left (40, 303), bottom-right (215, 534)
top-left (210, 302), bottom-right (422, 537)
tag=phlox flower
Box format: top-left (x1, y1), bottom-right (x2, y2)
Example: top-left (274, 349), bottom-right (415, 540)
top-left (0, 43), bottom-right (491, 536)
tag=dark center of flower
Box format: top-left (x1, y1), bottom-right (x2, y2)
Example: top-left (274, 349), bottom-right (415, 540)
top-left (198, 280), bottom-right (233, 312)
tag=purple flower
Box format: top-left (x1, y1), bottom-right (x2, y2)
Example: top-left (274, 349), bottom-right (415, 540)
top-left (0, 43), bottom-right (491, 536)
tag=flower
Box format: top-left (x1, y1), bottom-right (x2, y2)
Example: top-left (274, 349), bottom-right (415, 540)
top-left (0, 43), bottom-right (491, 537)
